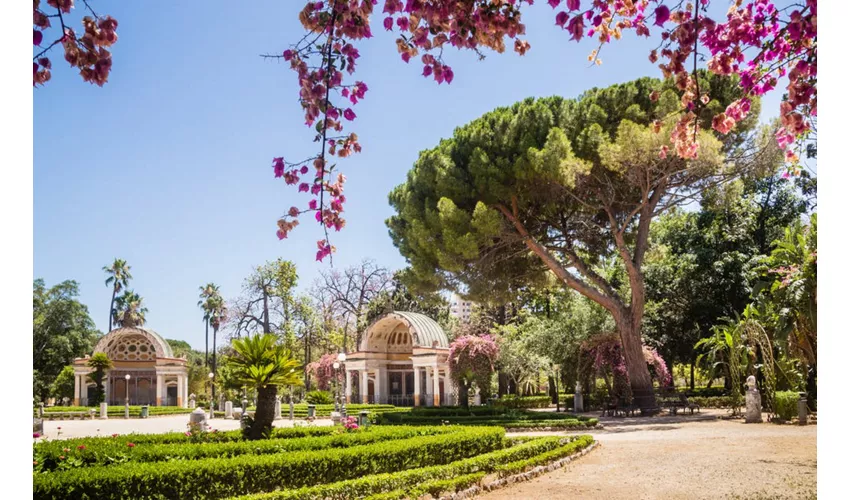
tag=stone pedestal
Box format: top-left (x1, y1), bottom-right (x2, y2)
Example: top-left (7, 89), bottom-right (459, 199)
top-left (189, 407), bottom-right (208, 432)
top-left (798, 393), bottom-right (808, 426)
top-left (745, 389), bottom-right (763, 423)
top-left (274, 396), bottom-right (282, 420)
top-left (189, 394), bottom-right (196, 409)
top-left (574, 386), bottom-right (584, 413)
top-left (99, 402), bottom-right (108, 419)
top-left (225, 401), bottom-right (233, 419)
top-left (232, 407), bottom-right (243, 420)
top-left (331, 411), bottom-right (341, 425)
top-left (473, 389), bottom-right (481, 406)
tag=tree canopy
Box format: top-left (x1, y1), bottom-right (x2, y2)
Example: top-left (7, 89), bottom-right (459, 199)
top-left (386, 76), bottom-right (770, 409)
top-left (33, 279), bottom-right (100, 402)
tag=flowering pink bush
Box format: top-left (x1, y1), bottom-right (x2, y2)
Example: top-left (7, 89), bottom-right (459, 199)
top-left (582, 333), bottom-right (672, 401)
top-left (448, 334), bottom-right (500, 405)
top-left (306, 353), bottom-right (343, 390)
top-left (342, 416), bottom-right (359, 431)
top-left (272, 0), bottom-right (816, 252)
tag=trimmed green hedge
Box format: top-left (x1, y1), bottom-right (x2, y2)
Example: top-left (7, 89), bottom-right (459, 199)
top-left (494, 435), bottom-right (594, 477)
top-left (491, 395), bottom-right (551, 409)
top-left (33, 427), bottom-right (505, 499)
top-left (375, 408), bottom-right (597, 429)
top-left (773, 391), bottom-right (799, 420)
top-left (37, 406), bottom-right (194, 418)
top-left (34, 426), bottom-right (460, 472)
top-left (237, 435), bottom-right (595, 500)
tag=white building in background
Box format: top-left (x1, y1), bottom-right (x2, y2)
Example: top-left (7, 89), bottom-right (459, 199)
top-left (449, 293), bottom-right (473, 323)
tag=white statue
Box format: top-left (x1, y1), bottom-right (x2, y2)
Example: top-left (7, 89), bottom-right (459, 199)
top-left (746, 375), bottom-right (757, 391)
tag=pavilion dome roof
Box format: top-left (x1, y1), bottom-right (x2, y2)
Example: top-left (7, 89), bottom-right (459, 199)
top-left (94, 326), bottom-right (175, 359)
top-left (361, 311), bottom-right (449, 351)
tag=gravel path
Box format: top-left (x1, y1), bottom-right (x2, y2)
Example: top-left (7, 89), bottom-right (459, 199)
top-left (482, 411), bottom-right (816, 500)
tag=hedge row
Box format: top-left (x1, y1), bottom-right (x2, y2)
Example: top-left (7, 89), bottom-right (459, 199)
top-left (494, 435), bottom-right (594, 477)
top-left (365, 472), bottom-right (487, 500)
top-left (491, 395), bottom-right (552, 409)
top-left (33, 427), bottom-right (505, 499)
top-left (237, 435), bottom-right (594, 500)
top-left (37, 406), bottom-right (195, 419)
top-left (35, 426), bottom-right (460, 472)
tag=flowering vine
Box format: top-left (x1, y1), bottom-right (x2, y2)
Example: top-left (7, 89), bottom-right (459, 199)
top-left (581, 333), bottom-right (672, 401)
top-left (33, 0), bottom-right (118, 87)
top-left (306, 353), bottom-right (343, 390)
top-left (273, 0), bottom-right (816, 252)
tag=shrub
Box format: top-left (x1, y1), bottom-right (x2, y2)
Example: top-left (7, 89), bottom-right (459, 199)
top-left (491, 395), bottom-right (551, 409)
top-left (773, 391), bottom-right (799, 421)
top-left (236, 435), bottom-right (595, 500)
top-left (304, 391), bottom-right (335, 405)
top-left (33, 427), bottom-right (505, 499)
top-left (34, 426), bottom-right (460, 472)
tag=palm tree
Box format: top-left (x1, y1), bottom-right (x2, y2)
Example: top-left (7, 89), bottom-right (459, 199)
top-left (87, 352), bottom-right (113, 405)
top-left (227, 333), bottom-right (302, 439)
top-left (113, 290), bottom-right (148, 327)
top-left (198, 283), bottom-right (218, 367)
top-left (103, 259), bottom-right (132, 331)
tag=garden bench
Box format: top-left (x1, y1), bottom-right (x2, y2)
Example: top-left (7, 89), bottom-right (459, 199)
top-left (601, 398), bottom-right (639, 417)
top-left (677, 394), bottom-right (700, 414)
top-left (601, 398), bottom-right (619, 417)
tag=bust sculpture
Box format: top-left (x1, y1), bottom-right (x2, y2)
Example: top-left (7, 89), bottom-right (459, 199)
top-left (746, 375), bottom-right (757, 391)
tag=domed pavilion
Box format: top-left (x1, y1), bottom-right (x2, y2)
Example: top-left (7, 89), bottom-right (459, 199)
top-left (72, 326), bottom-right (190, 407)
top-left (344, 311), bottom-right (454, 407)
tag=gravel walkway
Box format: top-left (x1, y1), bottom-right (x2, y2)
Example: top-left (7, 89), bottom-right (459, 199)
top-left (482, 410), bottom-right (816, 500)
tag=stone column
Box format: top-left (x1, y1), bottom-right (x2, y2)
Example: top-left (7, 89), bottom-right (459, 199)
top-left (274, 396), bottom-right (282, 420)
top-left (225, 401), bottom-right (233, 418)
top-left (185, 376), bottom-right (190, 408)
top-left (374, 368), bottom-right (385, 404)
top-left (104, 375), bottom-right (110, 405)
top-left (359, 370), bottom-right (369, 404)
top-left (413, 367), bottom-right (421, 407)
top-left (176, 374), bottom-right (184, 408)
top-left (443, 371), bottom-right (453, 406)
top-left (156, 374), bottom-right (164, 406)
top-left (424, 368), bottom-right (432, 407)
top-left (74, 374), bottom-right (81, 406)
top-left (163, 377), bottom-right (170, 406)
top-left (345, 369), bottom-right (352, 404)
top-left (432, 366), bottom-right (441, 407)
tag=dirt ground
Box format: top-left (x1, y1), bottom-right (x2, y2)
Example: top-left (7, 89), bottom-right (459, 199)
top-left (481, 410), bottom-right (817, 500)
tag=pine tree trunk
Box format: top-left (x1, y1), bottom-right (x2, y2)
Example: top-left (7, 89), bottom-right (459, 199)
top-left (614, 313), bottom-right (657, 412)
top-left (498, 372), bottom-right (508, 396)
top-left (251, 385), bottom-right (278, 440)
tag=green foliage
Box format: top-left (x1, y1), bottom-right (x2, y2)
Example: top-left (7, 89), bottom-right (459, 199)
top-left (236, 435), bottom-right (594, 500)
top-left (86, 352), bottom-right (113, 405)
top-left (376, 407), bottom-right (597, 429)
top-left (33, 279), bottom-right (100, 402)
top-left (112, 290), bottom-right (148, 327)
top-left (33, 427), bottom-right (505, 499)
top-left (34, 426), bottom-right (459, 472)
top-left (493, 435), bottom-right (595, 477)
top-left (773, 391), bottom-right (799, 421)
top-left (304, 390), bottom-right (334, 404)
top-left (490, 395), bottom-right (551, 409)
top-left (50, 366), bottom-right (76, 401)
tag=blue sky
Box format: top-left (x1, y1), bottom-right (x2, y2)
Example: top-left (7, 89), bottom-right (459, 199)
top-left (34, 1), bottom-right (785, 350)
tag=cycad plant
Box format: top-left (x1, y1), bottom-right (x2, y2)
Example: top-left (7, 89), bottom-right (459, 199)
top-left (86, 352), bottom-right (113, 405)
top-left (227, 333), bottom-right (302, 439)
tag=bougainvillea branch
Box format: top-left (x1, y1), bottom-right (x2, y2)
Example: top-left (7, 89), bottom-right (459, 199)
top-left (272, 0), bottom-right (815, 252)
top-left (33, 0), bottom-right (118, 87)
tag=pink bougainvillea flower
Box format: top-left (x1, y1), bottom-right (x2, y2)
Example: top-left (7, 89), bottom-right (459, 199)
top-left (343, 108), bottom-right (356, 121)
top-left (127, 442), bottom-right (135, 448)
top-left (273, 157), bottom-right (285, 178)
top-left (547, 0), bottom-right (560, 8)
top-left (654, 6), bottom-right (670, 26)
top-left (33, 433), bottom-right (40, 439)
top-left (443, 66), bottom-right (454, 84)
top-left (111, 433), bottom-right (118, 438)
top-left (383, 16), bottom-right (393, 31)
top-left (300, 165), bottom-right (309, 174)
top-left (567, 0), bottom-right (580, 10)
top-left (299, 183), bottom-right (310, 193)
top-left (556, 12), bottom-right (569, 27)
top-left (308, 199), bottom-right (318, 210)
top-left (34, 29), bottom-right (43, 46)
top-left (567, 15), bottom-right (584, 40)
top-left (282, 49), bottom-right (293, 61)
